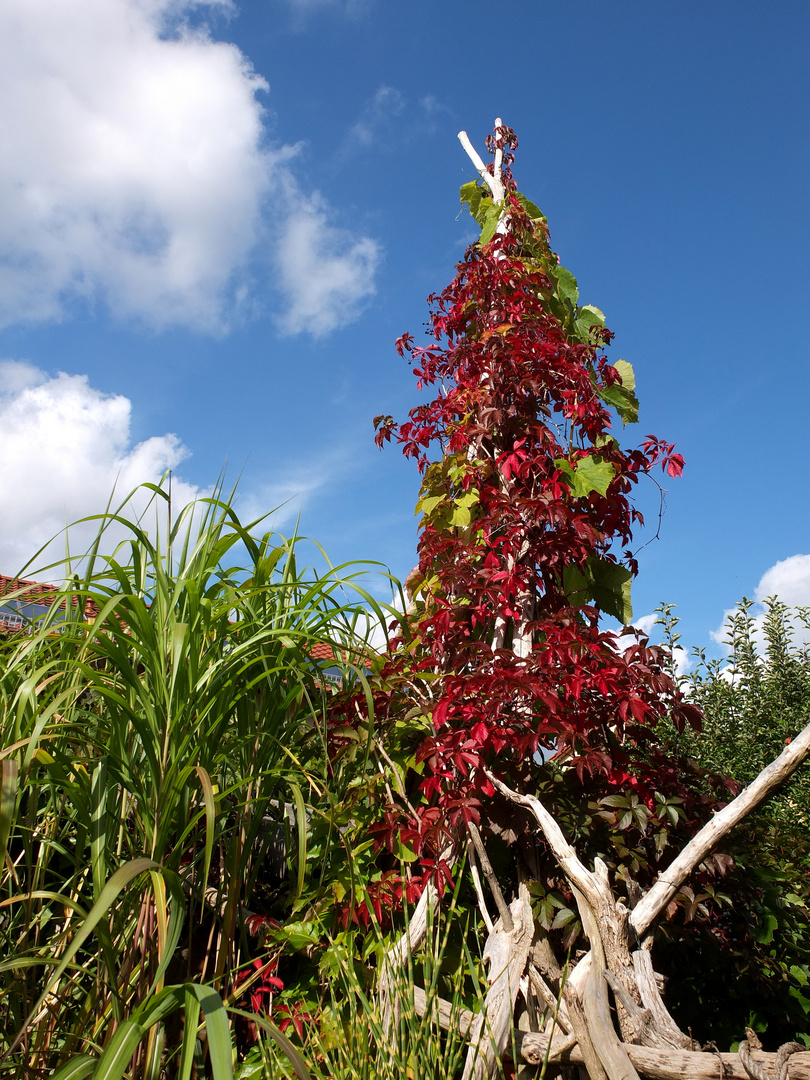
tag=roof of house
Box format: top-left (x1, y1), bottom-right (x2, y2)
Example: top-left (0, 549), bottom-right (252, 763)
top-left (0, 573), bottom-right (100, 632)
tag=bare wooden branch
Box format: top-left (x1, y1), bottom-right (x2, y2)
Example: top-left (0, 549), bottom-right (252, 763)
top-left (630, 715), bottom-right (810, 939)
top-left (515, 1035), bottom-right (810, 1080)
top-left (560, 983), bottom-right (609, 1080)
top-left (410, 985), bottom-right (810, 1079)
top-left (485, 772), bottom-right (602, 911)
top-left (468, 821), bottom-right (513, 932)
top-left (527, 965), bottom-right (571, 1033)
top-left (571, 925), bottom-right (640, 1080)
top-left (411, 984), bottom-right (476, 1039)
top-left (631, 949), bottom-right (693, 1050)
top-left (530, 944), bottom-right (607, 1080)
top-left (462, 883), bottom-right (534, 1080)
top-left (457, 127), bottom-right (505, 204)
top-left (467, 836), bottom-right (495, 934)
top-left (603, 971), bottom-right (655, 1047)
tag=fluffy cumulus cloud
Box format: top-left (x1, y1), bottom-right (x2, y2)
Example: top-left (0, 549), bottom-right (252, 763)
top-left (0, 0), bottom-right (378, 334)
top-left (274, 192), bottom-right (380, 336)
top-left (711, 554), bottom-right (810, 651)
top-left (0, 360), bottom-right (199, 573)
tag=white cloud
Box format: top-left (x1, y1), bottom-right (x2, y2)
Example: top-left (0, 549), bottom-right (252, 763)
top-left (754, 554), bottom-right (810, 607)
top-left (0, 360), bottom-right (199, 573)
top-left (337, 87), bottom-right (450, 163)
top-left (0, 0), bottom-right (379, 335)
top-left (274, 193), bottom-right (380, 336)
top-left (711, 554), bottom-right (810, 651)
top-left (284, 0), bottom-right (371, 16)
top-left (236, 470), bottom-right (330, 533)
top-left (345, 86), bottom-right (405, 149)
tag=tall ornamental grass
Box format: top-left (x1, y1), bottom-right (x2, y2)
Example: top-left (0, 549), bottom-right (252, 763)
top-left (0, 485), bottom-right (392, 1079)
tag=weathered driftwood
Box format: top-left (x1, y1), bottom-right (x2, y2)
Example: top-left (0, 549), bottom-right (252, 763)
top-left (486, 771), bottom-right (689, 1057)
top-left (411, 988), bottom-right (810, 1079)
top-left (462, 884), bottom-right (534, 1080)
top-left (630, 719), bottom-right (810, 940)
top-left (530, 960), bottom-right (607, 1080)
top-left (515, 1033), bottom-right (810, 1080)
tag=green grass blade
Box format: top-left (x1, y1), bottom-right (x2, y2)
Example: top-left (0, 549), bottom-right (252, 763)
top-left (50, 1058), bottom-right (97, 1080)
top-left (147, 869), bottom-right (186, 994)
top-left (287, 780), bottom-right (307, 899)
top-left (6, 858), bottom-right (157, 1058)
top-left (89, 1019), bottom-right (143, 1080)
top-left (177, 986), bottom-right (202, 1080)
top-left (194, 765), bottom-right (216, 888)
top-left (143, 1022), bottom-right (165, 1080)
top-left (229, 1009), bottom-right (312, 1080)
top-left (0, 758), bottom-right (19, 866)
top-left (90, 758), bottom-right (108, 900)
top-left (183, 984), bottom-right (233, 1080)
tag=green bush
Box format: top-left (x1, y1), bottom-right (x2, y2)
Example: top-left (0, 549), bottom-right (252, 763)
top-left (0, 483), bottom-right (392, 1078)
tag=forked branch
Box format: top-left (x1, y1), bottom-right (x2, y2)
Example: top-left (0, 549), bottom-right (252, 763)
top-left (630, 714), bottom-right (810, 939)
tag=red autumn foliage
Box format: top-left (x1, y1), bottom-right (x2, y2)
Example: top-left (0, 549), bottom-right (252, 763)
top-left (338, 124), bottom-right (698, 903)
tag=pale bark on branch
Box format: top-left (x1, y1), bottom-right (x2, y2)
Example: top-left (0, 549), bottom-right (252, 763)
top-left (411, 987), bottom-right (810, 1078)
top-left (630, 714), bottom-right (810, 940)
top-left (462, 884), bottom-right (534, 1080)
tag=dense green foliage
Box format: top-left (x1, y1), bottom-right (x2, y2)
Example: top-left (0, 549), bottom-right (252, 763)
top-left (654, 600), bottom-right (810, 1049)
top-left (0, 486), bottom-right (394, 1078)
top-left (662, 597), bottom-right (810, 826)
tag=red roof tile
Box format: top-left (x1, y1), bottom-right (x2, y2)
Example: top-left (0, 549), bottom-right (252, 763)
top-left (0, 573), bottom-right (100, 631)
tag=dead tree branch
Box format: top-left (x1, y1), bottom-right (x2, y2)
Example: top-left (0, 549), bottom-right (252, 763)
top-left (630, 715), bottom-right (810, 940)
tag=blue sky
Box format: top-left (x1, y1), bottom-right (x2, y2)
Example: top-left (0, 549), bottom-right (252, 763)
top-left (0, 0), bottom-right (808, 661)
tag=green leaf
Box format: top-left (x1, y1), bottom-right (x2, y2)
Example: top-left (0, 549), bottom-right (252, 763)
top-left (50, 1059), bottom-right (96, 1080)
top-left (591, 560), bottom-right (634, 624)
top-left (555, 455), bottom-right (615, 498)
top-left (460, 177), bottom-right (503, 241)
top-left (573, 456), bottom-right (614, 497)
top-left (275, 919), bottom-right (321, 952)
top-left (601, 794), bottom-right (631, 809)
top-left (597, 359), bottom-right (639, 425)
top-left (449, 489), bottom-right (479, 527)
top-left (550, 906), bottom-right (576, 930)
top-left (394, 835), bottom-right (419, 863)
top-left (479, 202), bottom-right (502, 245)
top-left (515, 192), bottom-right (546, 222)
top-left (562, 557), bottom-right (633, 624)
top-left (460, 180), bottom-right (486, 226)
top-left (417, 494), bottom-right (445, 517)
top-left (549, 265), bottom-right (579, 305)
top-left (756, 913), bottom-right (779, 944)
top-left (574, 304), bottom-right (606, 342)
top-left (613, 359), bottom-right (635, 391)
